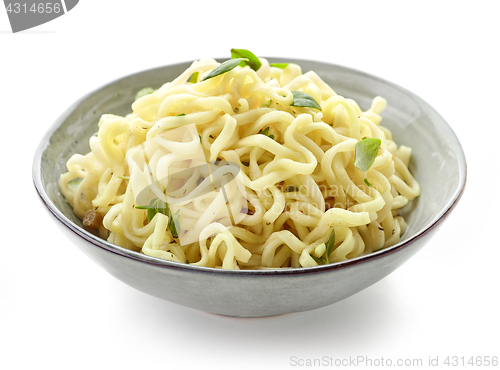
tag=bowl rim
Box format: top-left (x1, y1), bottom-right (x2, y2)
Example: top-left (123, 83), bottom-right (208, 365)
top-left (32, 57), bottom-right (467, 276)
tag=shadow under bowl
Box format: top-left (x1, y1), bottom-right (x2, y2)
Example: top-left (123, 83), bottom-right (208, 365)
top-left (33, 58), bottom-right (466, 317)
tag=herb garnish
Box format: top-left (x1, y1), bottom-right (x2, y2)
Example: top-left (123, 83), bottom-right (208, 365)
top-left (313, 230), bottom-right (335, 265)
top-left (261, 100), bottom-right (272, 108)
top-left (201, 58), bottom-right (248, 81)
top-left (258, 126), bottom-right (275, 140)
top-left (169, 210), bottom-right (181, 238)
top-left (135, 87), bottom-right (154, 100)
top-left (354, 138), bottom-right (381, 172)
top-left (176, 113), bottom-right (186, 116)
top-left (364, 178), bottom-right (372, 187)
top-left (136, 198), bottom-right (168, 223)
top-left (189, 72), bottom-right (199, 83)
top-left (67, 178), bottom-right (82, 191)
top-left (270, 63), bottom-right (289, 69)
top-left (136, 198), bottom-right (180, 237)
top-left (230, 48), bottom-right (261, 71)
top-left (291, 91), bottom-right (322, 110)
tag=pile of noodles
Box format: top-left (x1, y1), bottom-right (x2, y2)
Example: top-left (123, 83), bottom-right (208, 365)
top-left (59, 57), bottom-right (420, 270)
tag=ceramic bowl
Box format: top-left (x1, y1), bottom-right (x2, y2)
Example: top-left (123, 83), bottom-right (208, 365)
top-left (33, 58), bottom-right (466, 317)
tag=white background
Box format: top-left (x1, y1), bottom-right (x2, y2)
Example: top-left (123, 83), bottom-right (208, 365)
top-left (1, 1), bottom-right (499, 369)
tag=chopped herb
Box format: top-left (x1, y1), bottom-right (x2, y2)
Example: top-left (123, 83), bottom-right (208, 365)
top-left (286, 185), bottom-right (298, 192)
top-left (233, 107), bottom-right (239, 113)
top-left (135, 87), bottom-right (154, 100)
top-left (136, 198), bottom-right (169, 223)
top-left (325, 231), bottom-right (335, 263)
top-left (354, 138), bottom-right (381, 172)
top-left (136, 198), bottom-right (181, 238)
top-left (201, 58), bottom-right (248, 81)
top-left (67, 178), bottom-right (82, 191)
top-left (92, 132), bottom-right (98, 137)
top-left (118, 176), bottom-right (130, 181)
top-left (258, 126), bottom-right (275, 140)
top-left (189, 72), bottom-right (199, 83)
top-left (270, 63), bottom-right (289, 69)
top-left (291, 91), bottom-right (322, 110)
top-left (230, 48), bottom-right (261, 71)
top-left (176, 113), bottom-right (186, 116)
top-left (169, 210), bottom-right (181, 238)
top-left (313, 230), bottom-right (336, 265)
top-left (186, 259), bottom-right (190, 264)
top-left (364, 178), bottom-right (372, 187)
top-left (199, 134), bottom-right (202, 143)
top-left (261, 100), bottom-right (272, 108)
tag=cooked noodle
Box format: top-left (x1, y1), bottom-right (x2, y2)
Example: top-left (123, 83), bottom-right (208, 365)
top-left (59, 56), bottom-right (420, 269)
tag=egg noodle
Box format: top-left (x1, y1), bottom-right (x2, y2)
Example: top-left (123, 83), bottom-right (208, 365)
top-left (59, 53), bottom-right (420, 270)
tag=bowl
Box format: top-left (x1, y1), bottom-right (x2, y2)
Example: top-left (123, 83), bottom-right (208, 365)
top-left (33, 58), bottom-right (466, 317)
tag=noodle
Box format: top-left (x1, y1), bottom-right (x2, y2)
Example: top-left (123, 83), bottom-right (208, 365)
top-left (59, 54), bottom-right (420, 270)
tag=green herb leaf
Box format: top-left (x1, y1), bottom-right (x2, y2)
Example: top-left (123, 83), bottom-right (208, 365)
top-left (324, 230), bottom-right (335, 264)
top-left (201, 58), bottom-right (248, 81)
top-left (258, 126), bottom-right (275, 140)
top-left (176, 113), bottom-right (186, 116)
top-left (135, 87), bottom-right (154, 100)
top-left (136, 198), bottom-right (181, 237)
top-left (261, 100), bottom-right (272, 108)
top-left (169, 210), bottom-right (181, 238)
top-left (313, 230), bottom-right (336, 265)
top-left (136, 198), bottom-right (169, 223)
top-left (354, 138), bottom-right (382, 172)
top-left (92, 132), bottom-right (98, 137)
top-left (270, 63), bottom-right (289, 69)
top-left (230, 48), bottom-right (261, 71)
top-left (364, 178), bottom-right (372, 187)
top-left (312, 256), bottom-right (327, 265)
top-left (67, 178), bottom-right (82, 191)
top-left (291, 91), bottom-right (322, 110)
top-left (233, 107), bottom-right (239, 113)
top-left (189, 72), bottom-right (199, 83)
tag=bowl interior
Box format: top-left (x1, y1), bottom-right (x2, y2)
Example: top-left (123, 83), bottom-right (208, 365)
top-left (36, 58), bottom-right (466, 266)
